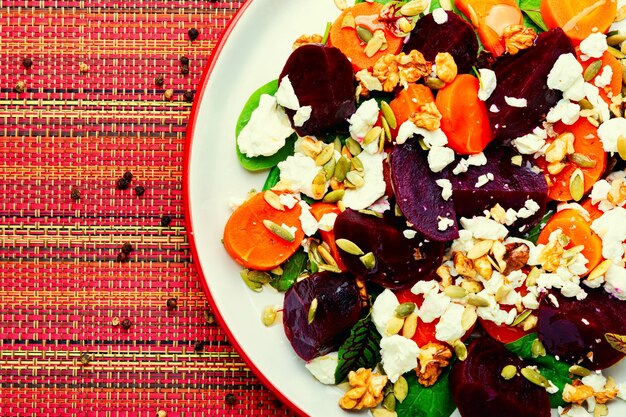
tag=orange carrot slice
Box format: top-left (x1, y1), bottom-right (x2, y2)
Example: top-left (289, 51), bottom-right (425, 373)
top-left (578, 49), bottom-right (623, 105)
top-left (310, 202), bottom-right (347, 271)
top-left (541, 0), bottom-right (617, 44)
top-left (388, 83), bottom-right (436, 131)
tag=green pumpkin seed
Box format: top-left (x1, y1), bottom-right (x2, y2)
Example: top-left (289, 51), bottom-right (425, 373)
top-left (371, 408), bottom-right (397, 417)
top-left (323, 189), bottom-right (345, 203)
top-left (453, 340), bottom-right (468, 361)
top-left (308, 298), bottom-right (318, 324)
top-left (467, 295), bottom-right (490, 307)
top-left (380, 101), bottom-right (397, 129)
top-left (359, 209), bottom-right (383, 218)
top-left (501, 365), bottom-right (517, 380)
top-left (345, 138), bottom-right (362, 156)
top-left (381, 116), bottom-right (392, 142)
top-left (334, 156), bottom-right (351, 182)
top-left (418, 137), bottom-right (429, 151)
top-left (382, 393), bottom-right (396, 412)
top-left (618, 135), bottom-right (626, 160)
top-left (318, 263), bottom-right (342, 273)
top-left (394, 204), bottom-right (403, 217)
top-left (595, 404), bottom-right (609, 417)
top-left (400, 0), bottom-right (427, 16)
top-left (263, 190), bottom-right (285, 211)
top-left (262, 305), bottom-right (277, 326)
top-left (351, 156), bottom-right (364, 172)
top-left (579, 98), bottom-right (594, 110)
top-left (531, 339), bottom-right (547, 358)
top-left (569, 168), bottom-right (585, 201)
top-left (336, 238), bottom-right (364, 256)
top-left (520, 367), bottom-right (550, 388)
top-left (584, 60), bottom-right (603, 81)
top-left (393, 376), bottom-right (409, 403)
top-left (568, 153), bottom-right (597, 168)
top-left (557, 232), bottom-right (571, 247)
top-left (240, 270), bottom-right (263, 292)
top-left (608, 45), bottom-right (626, 59)
top-left (360, 252), bottom-right (376, 270)
top-left (364, 126), bottom-right (383, 145)
top-left (333, 136), bottom-right (342, 152)
top-left (263, 219), bottom-right (295, 242)
top-left (395, 302), bottom-right (416, 318)
top-left (356, 25), bottom-right (373, 43)
top-left (444, 285), bottom-right (468, 299)
top-left (608, 32), bottom-right (626, 46)
top-left (346, 171), bottom-right (365, 188)
top-left (315, 144), bottom-right (335, 166)
top-left (526, 268), bottom-right (540, 288)
top-left (323, 157), bottom-right (336, 180)
top-left (569, 365), bottom-right (592, 377)
top-left (247, 270), bottom-right (272, 284)
top-left (511, 309), bottom-right (532, 327)
top-left (424, 77), bottom-right (446, 90)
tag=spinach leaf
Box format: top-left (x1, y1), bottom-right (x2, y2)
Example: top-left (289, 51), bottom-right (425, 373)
top-left (262, 166), bottom-right (281, 191)
top-left (235, 79), bottom-right (296, 171)
top-left (335, 314), bottom-right (382, 383)
top-left (505, 333), bottom-right (573, 407)
top-left (396, 368), bottom-right (456, 417)
top-left (516, 0), bottom-right (548, 32)
top-left (271, 249), bottom-right (307, 292)
top-left (523, 208), bottom-right (555, 244)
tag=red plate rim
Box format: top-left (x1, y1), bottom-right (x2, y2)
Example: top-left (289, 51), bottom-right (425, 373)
top-left (183, 1), bottom-right (309, 415)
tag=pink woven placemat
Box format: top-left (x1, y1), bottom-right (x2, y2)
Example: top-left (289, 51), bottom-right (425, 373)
top-left (0, 1), bottom-right (295, 415)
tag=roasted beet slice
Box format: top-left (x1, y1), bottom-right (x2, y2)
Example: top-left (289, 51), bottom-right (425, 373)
top-left (450, 337), bottom-right (551, 417)
top-left (283, 271), bottom-right (362, 361)
top-left (486, 28), bottom-right (574, 140)
top-left (390, 140), bottom-right (458, 241)
top-left (403, 11), bottom-right (478, 74)
top-left (279, 44), bottom-right (356, 136)
top-left (333, 209), bottom-right (444, 289)
top-left (537, 289), bottom-right (626, 370)
top-left (448, 145), bottom-right (548, 233)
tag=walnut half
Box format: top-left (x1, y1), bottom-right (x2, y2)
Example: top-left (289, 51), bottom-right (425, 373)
top-left (416, 342), bottom-right (453, 387)
top-left (339, 368), bottom-right (388, 410)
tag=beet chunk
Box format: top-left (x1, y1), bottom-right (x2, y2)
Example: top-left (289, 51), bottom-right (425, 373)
top-left (283, 271), bottom-right (362, 361)
top-left (279, 44), bottom-right (356, 136)
top-left (448, 145), bottom-right (548, 233)
top-left (486, 28), bottom-right (574, 140)
top-left (450, 337), bottom-right (551, 417)
top-left (334, 209), bottom-right (444, 289)
top-left (390, 140), bottom-right (459, 242)
top-left (403, 11), bottom-right (478, 74)
top-left (537, 289), bottom-right (626, 370)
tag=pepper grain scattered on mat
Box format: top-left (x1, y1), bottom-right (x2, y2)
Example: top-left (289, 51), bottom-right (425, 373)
top-left (155, 74), bottom-right (165, 86)
top-left (70, 188), bottom-right (81, 201)
top-left (135, 185), bottom-right (146, 196)
top-left (160, 215), bottom-right (172, 227)
top-left (188, 28), bottom-right (199, 41)
top-left (121, 318), bottom-right (132, 330)
top-left (166, 298), bottom-right (178, 310)
top-left (22, 57), bottom-right (33, 69)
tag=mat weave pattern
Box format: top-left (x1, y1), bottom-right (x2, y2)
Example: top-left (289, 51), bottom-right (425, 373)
top-left (1, 1), bottom-right (295, 415)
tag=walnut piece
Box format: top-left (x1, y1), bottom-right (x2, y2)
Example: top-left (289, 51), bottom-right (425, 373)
top-left (292, 34), bottom-right (323, 50)
top-left (595, 377), bottom-right (619, 404)
top-left (372, 50), bottom-right (431, 92)
top-left (416, 342), bottom-right (453, 387)
top-left (474, 255), bottom-right (493, 280)
top-left (539, 239), bottom-right (565, 273)
top-left (563, 381), bottom-right (595, 405)
top-left (503, 25), bottom-right (537, 55)
top-left (502, 243), bottom-right (530, 276)
top-left (607, 178), bottom-right (626, 205)
top-left (436, 265), bottom-right (453, 287)
top-left (435, 52), bottom-right (458, 83)
top-left (339, 368), bottom-right (388, 410)
top-left (410, 102), bottom-right (442, 131)
top-left (454, 252), bottom-right (476, 279)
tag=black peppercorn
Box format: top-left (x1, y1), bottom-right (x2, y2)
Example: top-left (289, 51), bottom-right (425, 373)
top-left (225, 393), bottom-right (237, 405)
top-left (180, 64), bottom-right (190, 75)
top-left (166, 297), bottom-right (178, 310)
top-left (116, 178), bottom-right (129, 190)
top-left (121, 242), bottom-right (133, 254)
top-left (123, 171), bottom-right (133, 182)
top-left (160, 215), bottom-right (172, 227)
top-left (71, 188), bottom-right (81, 201)
top-left (116, 252), bottom-right (129, 262)
top-left (79, 353), bottom-right (92, 365)
top-left (22, 57), bottom-right (33, 69)
top-left (188, 28), bottom-right (199, 41)
top-left (155, 74), bottom-right (165, 87)
top-left (134, 186), bottom-right (145, 196)
top-left (183, 90), bottom-right (194, 102)
top-left (179, 56), bottom-right (189, 66)
top-left (121, 318), bottom-right (132, 330)
top-left (194, 341), bottom-right (204, 353)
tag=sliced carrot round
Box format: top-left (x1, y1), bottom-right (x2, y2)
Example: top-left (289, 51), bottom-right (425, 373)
top-left (309, 202), bottom-right (346, 271)
top-left (578, 49), bottom-right (623, 105)
top-left (223, 192), bottom-right (304, 271)
top-left (541, 0), bottom-right (617, 44)
top-left (388, 83), bottom-right (436, 134)
top-left (580, 197), bottom-right (604, 221)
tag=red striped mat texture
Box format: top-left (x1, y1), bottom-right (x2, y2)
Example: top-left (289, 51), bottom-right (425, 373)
top-left (1, 1), bottom-right (296, 415)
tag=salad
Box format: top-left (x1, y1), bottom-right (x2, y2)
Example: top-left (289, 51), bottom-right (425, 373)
top-left (220, 0), bottom-right (626, 416)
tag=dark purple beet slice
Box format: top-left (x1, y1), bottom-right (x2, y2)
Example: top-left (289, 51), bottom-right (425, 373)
top-left (390, 140), bottom-right (458, 242)
top-left (279, 44), bottom-right (356, 136)
top-left (402, 11), bottom-right (478, 74)
top-left (333, 209), bottom-right (444, 289)
top-left (283, 271), bottom-right (362, 361)
top-left (486, 28), bottom-right (574, 140)
top-left (450, 337), bottom-right (551, 417)
top-left (448, 145), bottom-right (548, 233)
top-left (537, 289), bottom-right (626, 370)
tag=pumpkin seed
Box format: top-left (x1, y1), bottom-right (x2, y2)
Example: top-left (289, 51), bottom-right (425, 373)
top-left (318, 263), bottom-right (342, 273)
top-left (531, 339), bottom-right (547, 358)
top-left (378, 129), bottom-right (386, 152)
top-left (315, 144), bottom-right (335, 166)
top-left (568, 153), bottom-right (597, 168)
top-left (579, 98), bottom-right (594, 110)
top-left (360, 252), bottom-right (376, 270)
top-left (308, 298), bottom-right (318, 324)
top-left (364, 30), bottom-right (387, 58)
top-left (595, 404), bottom-right (609, 417)
top-left (467, 295), bottom-right (490, 307)
top-left (309, 241), bottom-right (324, 266)
top-left (336, 238), bottom-right (364, 256)
top-left (501, 365), bottom-right (517, 380)
top-left (467, 239), bottom-right (493, 260)
top-left (364, 126), bottom-right (383, 145)
top-left (381, 101), bottom-right (397, 129)
top-left (323, 189), bottom-right (345, 203)
top-left (557, 232), bottom-right (571, 247)
top-left (262, 305), bottom-right (277, 326)
top-left (386, 315), bottom-right (405, 335)
top-left (395, 302), bottom-right (416, 318)
top-left (584, 60), bottom-right (603, 81)
top-left (394, 376), bottom-right (409, 403)
top-left (618, 135), bottom-right (626, 160)
top-left (400, 0), bottom-right (427, 16)
top-left (262, 219), bottom-right (295, 242)
top-left (568, 365), bottom-right (592, 377)
top-left (334, 156), bottom-right (351, 181)
top-left (588, 259), bottom-right (612, 281)
top-left (271, 266), bottom-right (283, 275)
top-left (418, 137), bottom-right (429, 151)
top-left (569, 168), bottom-right (585, 201)
top-left (311, 170), bottom-right (327, 200)
top-left (424, 77), bottom-right (446, 90)
top-left (351, 156), bottom-right (364, 172)
top-left (381, 116), bottom-right (392, 142)
top-left (345, 138), bottom-right (362, 156)
top-left (453, 340), bottom-right (468, 361)
top-left (382, 393), bottom-right (396, 412)
top-left (333, 136), bottom-right (342, 152)
top-left (608, 45), bottom-right (626, 59)
top-left (323, 157), bottom-right (336, 180)
top-left (359, 209), bottom-right (383, 218)
top-left (341, 12), bottom-right (355, 29)
top-left (607, 32), bottom-right (626, 46)
top-left (520, 367), bottom-right (550, 388)
top-left (371, 408), bottom-right (397, 417)
top-left (511, 309), bottom-right (533, 327)
top-left (444, 285), bottom-right (468, 299)
top-left (240, 270), bottom-right (263, 292)
top-left (346, 170), bottom-right (365, 188)
top-left (356, 25), bottom-right (373, 43)
top-left (402, 312), bottom-right (418, 339)
top-left (394, 204), bottom-right (403, 217)
top-left (526, 267), bottom-right (540, 287)
top-left (263, 190), bottom-right (285, 211)
top-left (333, 0), bottom-right (347, 10)
top-left (247, 270), bottom-right (272, 284)
top-left (317, 244), bottom-right (338, 268)
top-left (461, 306), bottom-right (478, 331)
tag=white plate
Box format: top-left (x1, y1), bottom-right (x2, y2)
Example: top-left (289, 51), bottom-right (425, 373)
top-left (184, 1), bottom-right (626, 416)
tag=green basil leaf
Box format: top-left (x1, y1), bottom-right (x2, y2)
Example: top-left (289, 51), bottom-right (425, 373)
top-left (516, 0), bottom-right (548, 32)
top-left (396, 367), bottom-right (456, 417)
top-left (523, 208), bottom-right (555, 244)
top-left (262, 166), bottom-right (281, 191)
top-left (235, 79), bottom-right (296, 171)
top-left (271, 249), bottom-right (307, 292)
top-left (335, 314), bottom-right (382, 384)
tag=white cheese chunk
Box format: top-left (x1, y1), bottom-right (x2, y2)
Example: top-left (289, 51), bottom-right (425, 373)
top-left (598, 117), bottom-right (626, 153)
top-left (428, 146), bottom-right (455, 173)
top-left (277, 153), bottom-right (324, 198)
top-left (504, 96), bottom-right (527, 108)
top-left (343, 152), bottom-right (386, 210)
top-left (435, 303), bottom-right (466, 343)
top-left (317, 213), bottom-right (337, 232)
top-left (546, 99), bottom-right (580, 125)
top-left (605, 264), bottom-right (626, 300)
top-left (348, 99), bottom-right (379, 141)
top-left (590, 207), bottom-right (626, 262)
top-left (436, 179), bottom-right (453, 201)
top-left (594, 65), bottom-right (613, 88)
top-left (460, 216), bottom-right (509, 240)
top-left (372, 289), bottom-right (400, 336)
top-left (294, 106), bottom-right (312, 127)
top-left (432, 8), bottom-right (448, 24)
top-left (380, 335), bottom-right (420, 383)
top-left (275, 76), bottom-right (300, 110)
top-left (478, 69), bottom-right (497, 101)
top-left (238, 94), bottom-right (294, 157)
top-left (579, 33), bottom-right (608, 60)
top-left (298, 200), bottom-right (318, 236)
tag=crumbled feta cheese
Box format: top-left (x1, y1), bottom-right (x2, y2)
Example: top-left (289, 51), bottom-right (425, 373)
top-left (349, 99), bottom-right (379, 141)
top-left (403, 229), bottom-right (417, 239)
top-left (298, 201), bottom-right (319, 236)
top-left (582, 373), bottom-right (607, 392)
top-left (412, 280), bottom-right (439, 296)
top-left (548, 54), bottom-right (586, 101)
top-left (476, 291), bottom-right (516, 325)
top-left (598, 117), bottom-right (626, 153)
top-left (452, 152), bottom-right (488, 175)
top-left (590, 179), bottom-right (614, 212)
top-left (513, 127), bottom-right (548, 155)
top-left (380, 335), bottom-right (420, 383)
top-left (478, 69), bottom-right (497, 101)
top-left (438, 216), bottom-right (455, 231)
top-left (294, 106), bottom-right (312, 127)
top-left (432, 8), bottom-right (448, 24)
top-left (522, 292), bottom-right (540, 310)
top-left (435, 303), bottom-right (466, 343)
top-left (451, 229), bottom-right (475, 253)
top-left (368, 196), bottom-right (391, 214)
top-left (594, 65), bottom-right (613, 88)
top-left (238, 94), bottom-right (294, 157)
top-left (436, 179), bottom-right (453, 201)
top-left (489, 104), bottom-right (500, 113)
top-left (396, 121), bottom-right (419, 145)
top-left (395, 121), bottom-right (449, 147)
top-left (278, 193), bottom-right (299, 209)
top-left (584, 82), bottom-right (611, 122)
top-left (278, 153), bottom-right (324, 198)
top-left (557, 202), bottom-right (592, 220)
top-left (517, 199), bottom-right (541, 219)
top-left (590, 207), bottom-right (626, 262)
top-left (547, 99), bottom-right (580, 125)
top-left (420, 291), bottom-right (451, 323)
top-left (275, 76), bottom-right (300, 110)
top-left (428, 146), bottom-right (455, 173)
top-left (343, 152), bottom-right (386, 210)
top-left (317, 213), bottom-right (337, 232)
top-left (372, 289), bottom-right (400, 336)
top-left (228, 197), bottom-right (245, 211)
top-left (475, 173), bottom-right (494, 188)
top-left (605, 264), bottom-right (626, 300)
top-left (305, 352), bottom-right (338, 384)
top-left (579, 33), bottom-right (608, 60)
top-left (460, 216), bottom-right (509, 240)
top-left (559, 404), bottom-right (592, 417)
top-left (504, 96), bottom-right (527, 108)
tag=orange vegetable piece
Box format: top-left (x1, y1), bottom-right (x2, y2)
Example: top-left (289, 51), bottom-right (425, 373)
top-left (580, 197), bottom-right (604, 221)
top-left (223, 192), bottom-right (304, 271)
top-left (578, 49), bottom-right (623, 105)
top-left (328, 2), bottom-right (404, 71)
top-left (309, 202), bottom-right (347, 271)
top-left (535, 119), bottom-right (607, 202)
top-left (388, 83), bottom-right (436, 134)
top-left (537, 208), bottom-right (603, 274)
top-left (455, 0), bottom-right (523, 56)
top-left (479, 284), bottom-right (531, 344)
top-left (541, 0), bottom-right (617, 44)
top-left (435, 74), bottom-right (493, 155)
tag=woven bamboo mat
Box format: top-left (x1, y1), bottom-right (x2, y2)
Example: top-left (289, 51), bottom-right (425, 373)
top-left (0, 1), bottom-right (295, 415)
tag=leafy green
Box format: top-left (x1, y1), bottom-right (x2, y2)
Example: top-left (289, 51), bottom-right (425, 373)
top-left (235, 79), bottom-right (296, 171)
top-left (396, 368), bottom-right (456, 417)
top-left (270, 249), bottom-right (307, 292)
top-left (523, 208), bottom-right (555, 244)
top-left (335, 314), bottom-right (382, 384)
top-left (262, 166), bottom-right (281, 191)
top-left (355, 0), bottom-right (395, 4)
top-left (505, 333), bottom-right (573, 407)
top-left (516, 0), bottom-right (548, 32)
